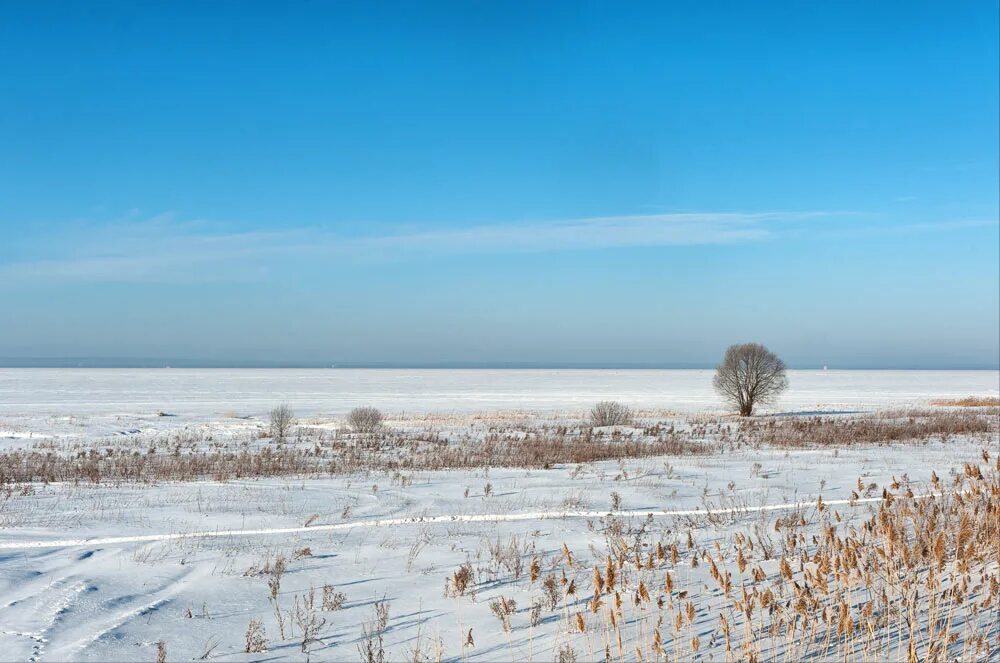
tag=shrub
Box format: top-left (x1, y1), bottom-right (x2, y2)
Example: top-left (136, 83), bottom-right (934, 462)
top-left (244, 618), bottom-right (267, 653)
top-left (269, 404), bottom-right (295, 441)
top-left (590, 401), bottom-right (633, 427)
top-left (348, 406), bottom-right (384, 435)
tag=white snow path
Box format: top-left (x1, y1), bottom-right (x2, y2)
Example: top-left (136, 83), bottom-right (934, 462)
top-left (0, 493), bottom-right (932, 550)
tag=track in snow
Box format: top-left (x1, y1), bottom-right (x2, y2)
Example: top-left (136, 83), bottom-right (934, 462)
top-left (0, 493), bottom-right (930, 551)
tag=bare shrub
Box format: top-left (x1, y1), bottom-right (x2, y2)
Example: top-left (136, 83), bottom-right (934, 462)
top-left (557, 644), bottom-right (578, 663)
top-left (269, 404), bottom-right (295, 441)
top-left (483, 535), bottom-right (530, 579)
top-left (407, 626), bottom-right (444, 663)
top-left (357, 599), bottom-right (390, 663)
top-left (267, 554), bottom-right (287, 639)
top-left (448, 563), bottom-right (474, 597)
top-left (590, 401), bottom-right (633, 426)
top-left (358, 623), bottom-right (385, 663)
top-left (321, 584), bottom-right (346, 611)
top-left (348, 406), bottom-right (385, 435)
top-left (541, 575), bottom-right (560, 610)
top-left (291, 588), bottom-right (326, 653)
top-left (489, 596), bottom-right (517, 633)
top-left (155, 640), bottom-right (167, 663)
top-left (267, 555), bottom-right (286, 599)
top-left (713, 343), bottom-right (788, 416)
top-left (244, 618), bottom-right (267, 653)
top-left (374, 598), bottom-right (390, 631)
top-left (529, 600), bottom-right (542, 626)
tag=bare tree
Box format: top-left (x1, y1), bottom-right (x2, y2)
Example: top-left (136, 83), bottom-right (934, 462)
top-left (269, 404), bottom-right (295, 441)
top-left (589, 401), bottom-right (633, 427)
top-left (713, 343), bottom-right (788, 416)
top-left (348, 406), bottom-right (384, 435)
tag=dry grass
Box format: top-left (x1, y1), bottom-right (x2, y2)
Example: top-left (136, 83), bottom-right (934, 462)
top-left (460, 452), bottom-right (1000, 661)
top-left (0, 430), bottom-right (706, 485)
top-left (740, 409), bottom-right (997, 448)
top-left (393, 433), bottom-right (706, 472)
top-left (930, 396), bottom-right (1000, 408)
top-left (1, 408), bottom-right (994, 484)
top-left (0, 447), bottom-right (326, 484)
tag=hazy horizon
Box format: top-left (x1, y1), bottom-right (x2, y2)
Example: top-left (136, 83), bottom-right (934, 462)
top-left (1, 357), bottom-right (998, 370)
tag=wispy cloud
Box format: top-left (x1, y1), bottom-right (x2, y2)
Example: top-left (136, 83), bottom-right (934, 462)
top-left (5, 209), bottom-right (982, 284)
top-left (1, 216), bottom-right (312, 282)
top-left (356, 212), bottom-right (823, 254)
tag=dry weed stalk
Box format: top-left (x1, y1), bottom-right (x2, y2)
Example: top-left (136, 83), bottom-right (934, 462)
top-left (244, 617), bottom-right (267, 653)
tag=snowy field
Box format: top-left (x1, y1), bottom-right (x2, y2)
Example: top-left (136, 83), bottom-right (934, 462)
top-left (0, 369), bottom-right (997, 661)
top-left (2, 368), bottom-right (998, 416)
top-left (0, 368), bottom-right (997, 443)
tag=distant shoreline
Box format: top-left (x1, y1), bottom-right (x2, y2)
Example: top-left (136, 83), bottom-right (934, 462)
top-left (0, 360), bottom-right (997, 370)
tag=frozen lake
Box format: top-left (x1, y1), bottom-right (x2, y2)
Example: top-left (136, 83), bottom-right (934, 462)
top-left (0, 368), bottom-right (996, 417)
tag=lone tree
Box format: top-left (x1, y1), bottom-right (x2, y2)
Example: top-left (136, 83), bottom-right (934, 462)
top-left (269, 403), bottom-right (295, 441)
top-left (713, 343), bottom-right (788, 416)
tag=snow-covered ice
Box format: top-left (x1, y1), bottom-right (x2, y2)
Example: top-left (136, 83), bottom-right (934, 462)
top-left (0, 369), bottom-right (996, 661)
top-left (2, 368), bottom-right (997, 417)
top-left (0, 368), bottom-right (996, 443)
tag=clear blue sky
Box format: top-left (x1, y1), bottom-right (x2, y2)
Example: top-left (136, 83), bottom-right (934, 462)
top-left (1, 1), bottom-right (997, 368)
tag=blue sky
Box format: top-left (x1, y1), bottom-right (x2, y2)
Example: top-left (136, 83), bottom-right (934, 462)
top-left (1, 1), bottom-right (997, 368)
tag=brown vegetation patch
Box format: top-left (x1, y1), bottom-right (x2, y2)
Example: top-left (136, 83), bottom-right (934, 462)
top-left (484, 453), bottom-right (999, 660)
top-left (930, 396), bottom-right (1000, 407)
top-left (0, 432), bottom-right (706, 485)
top-left (740, 409), bottom-right (997, 447)
top-left (2, 409), bottom-right (994, 485)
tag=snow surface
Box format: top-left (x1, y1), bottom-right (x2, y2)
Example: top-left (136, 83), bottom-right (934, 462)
top-left (0, 368), bottom-right (996, 444)
top-left (0, 369), bottom-right (997, 661)
top-left (1, 368), bottom-right (997, 417)
top-left (1, 441), bottom-right (995, 661)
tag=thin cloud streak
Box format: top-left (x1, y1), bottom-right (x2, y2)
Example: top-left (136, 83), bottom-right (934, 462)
top-left (358, 212), bottom-right (821, 253)
top-left (3, 209), bottom-right (975, 284)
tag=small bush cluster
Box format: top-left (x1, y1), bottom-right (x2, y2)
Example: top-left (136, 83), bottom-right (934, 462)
top-left (348, 406), bottom-right (384, 435)
top-left (589, 401), bottom-right (633, 427)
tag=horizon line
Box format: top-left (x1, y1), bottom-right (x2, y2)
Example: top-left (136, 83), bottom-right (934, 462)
top-left (0, 357), bottom-right (997, 371)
